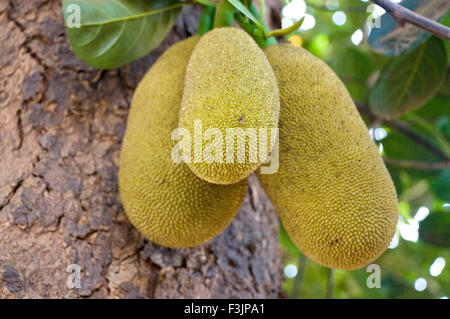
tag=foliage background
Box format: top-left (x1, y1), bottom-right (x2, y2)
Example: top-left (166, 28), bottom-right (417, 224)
top-left (278, 0), bottom-right (449, 299)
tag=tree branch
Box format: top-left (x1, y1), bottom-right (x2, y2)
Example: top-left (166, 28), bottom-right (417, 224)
top-left (384, 120), bottom-right (450, 161)
top-left (383, 157), bottom-right (450, 170)
top-left (371, 0), bottom-right (450, 41)
top-left (356, 103), bottom-right (450, 161)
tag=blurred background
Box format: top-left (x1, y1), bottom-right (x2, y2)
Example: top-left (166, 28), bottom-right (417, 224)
top-left (277, 0), bottom-right (449, 299)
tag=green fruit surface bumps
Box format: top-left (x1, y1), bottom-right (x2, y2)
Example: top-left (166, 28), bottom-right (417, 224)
top-left (259, 44), bottom-right (398, 270)
top-left (119, 36), bottom-right (247, 248)
top-left (179, 27), bottom-right (280, 185)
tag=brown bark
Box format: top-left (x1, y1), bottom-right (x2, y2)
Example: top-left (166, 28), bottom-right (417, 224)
top-left (0, 0), bottom-right (282, 298)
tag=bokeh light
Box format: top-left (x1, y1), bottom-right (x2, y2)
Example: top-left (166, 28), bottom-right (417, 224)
top-left (399, 216), bottom-right (418, 243)
top-left (281, 0), bottom-right (315, 32)
top-left (373, 4), bottom-right (386, 16)
top-left (378, 142), bottom-right (383, 154)
top-left (351, 29), bottom-right (363, 45)
top-left (374, 128), bottom-right (387, 141)
top-left (300, 14), bottom-right (316, 31)
top-left (282, 0), bottom-right (306, 19)
top-left (284, 264), bottom-right (298, 278)
top-left (388, 232), bottom-right (399, 249)
top-left (332, 11), bottom-right (346, 26)
top-left (429, 257), bottom-right (446, 277)
top-left (414, 206), bottom-right (429, 222)
top-left (414, 278), bottom-right (427, 292)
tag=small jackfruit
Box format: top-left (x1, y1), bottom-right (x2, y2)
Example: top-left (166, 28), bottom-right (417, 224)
top-left (119, 36), bottom-right (247, 248)
top-left (259, 44), bottom-right (398, 270)
top-left (179, 27), bottom-right (280, 185)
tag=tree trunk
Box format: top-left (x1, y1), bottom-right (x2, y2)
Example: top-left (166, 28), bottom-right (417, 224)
top-left (0, 0), bottom-right (282, 298)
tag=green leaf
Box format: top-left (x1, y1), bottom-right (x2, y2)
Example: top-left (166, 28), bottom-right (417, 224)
top-left (194, 0), bottom-right (217, 7)
top-left (398, 201), bottom-right (412, 220)
top-left (387, 165), bottom-right (403, 196)
top-left (329, 47), bottom-right (375, 103)
top-left (430, 170), bottom-right (450, 201)
top-left (214, 0), bottom-right (235, 27)
top-left (437, 66), bottom-right (450, 98)
top-left (62, 0), bottom-right (183, 69)
top-left (369, 37), bottom-right (447, 118)
top-left (227, 0), bottom-right (266, 36)
top-left (198, 6), bottom-right (215, 35)
top-left (436, 116), bottom-right (450, 140)
top-left (258, 0), bottom-right (266, 23)
top-left (413, 96), bottom-right (450, 119)
top-left (246, 4), bottom-right (277, 48)
top-left (381, 125), bottom-right (446, 178)
top-left (279, 223), bottom-right (299, 256)
top-left (368, 0), bottom-right (450, 56)
top-left (419, 212), bottom-right (450, 247)
top-left (403, 113), bottom-right (450, 156)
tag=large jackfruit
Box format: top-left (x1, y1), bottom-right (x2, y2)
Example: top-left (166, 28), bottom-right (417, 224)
top-left (179, 27), bottom-right (280, 185)
top-left (259, 44), bottom-right (398, 270)
top-left (119, 36), bottom-right (247, 248)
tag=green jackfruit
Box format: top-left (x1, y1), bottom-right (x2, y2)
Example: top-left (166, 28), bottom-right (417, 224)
top-left (179, 27), bottom-right (280, 185)
top-left (259, 44), bottom-right (398, 270)
top-left (119, 36), bottom-right (247, 248)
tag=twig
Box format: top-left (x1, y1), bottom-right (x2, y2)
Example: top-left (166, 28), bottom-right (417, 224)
top-left (305, 0), bottom-right (367, 13)
top-left (355, 103), bottom-right (377, 121)
top-left (371, 0), bottom-right (450, 41)
top-left (356, 104), bottom-right (450, 161)
top-left (292, 254), bottom-right (308, 298)
top-left (383, 157), bottom-right (450, 170)
top-left (326, 268), bottom-right (334, 299)
top-left (385, 120), bottom-right (450, 161)
top-left (267, 16), bottom-right (305, 37)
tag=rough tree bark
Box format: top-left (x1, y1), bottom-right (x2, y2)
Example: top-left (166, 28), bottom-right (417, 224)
top-left (0, 0), bottom-right (282, 298)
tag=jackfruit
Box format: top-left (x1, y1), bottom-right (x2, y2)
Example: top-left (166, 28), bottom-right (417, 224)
top-left (258, 44), bottom-right (398, 270)
top-left (179, 27), bottom-right (280, 185)
top-left (119, 36), bottom-right (247, 248)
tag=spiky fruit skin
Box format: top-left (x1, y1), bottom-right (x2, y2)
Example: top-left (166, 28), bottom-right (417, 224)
top-left (259, 44), bottom-right (398, 270)
top-left (179, 27), bottom-right (280, 185)
top-left (119, 37), bottom-right (247, 248)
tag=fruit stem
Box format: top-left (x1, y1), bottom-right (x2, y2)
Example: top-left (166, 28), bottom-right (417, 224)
top-left (244, 4), bottom-right (277, 48)
top-left (198, 6), bottom-right (216, 35)
top-left (214, 0), bottom-right (235, 28)
top-left (267, 17), bottom-right (305, 37)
